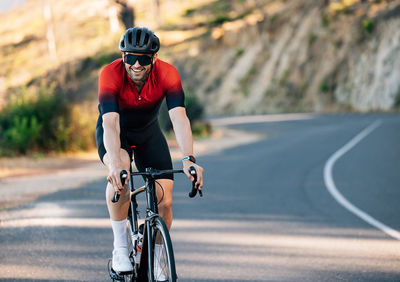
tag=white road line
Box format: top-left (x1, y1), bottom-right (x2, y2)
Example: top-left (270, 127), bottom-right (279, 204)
top-left (323, 120), bottom-right (400, 240)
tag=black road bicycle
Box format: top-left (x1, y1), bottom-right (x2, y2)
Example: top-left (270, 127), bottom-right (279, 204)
top-left (107, 154), bottom-right (202, 281)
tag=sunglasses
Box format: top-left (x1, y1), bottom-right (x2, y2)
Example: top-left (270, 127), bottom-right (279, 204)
top-left (124, 54), bottom-right (153, 66)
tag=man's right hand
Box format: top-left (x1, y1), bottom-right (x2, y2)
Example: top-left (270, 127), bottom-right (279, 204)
top-left (107, 165), bottom-right (128, 192)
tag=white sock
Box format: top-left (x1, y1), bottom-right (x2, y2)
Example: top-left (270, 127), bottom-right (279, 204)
top-left (111, 219), bottom-right (128, 250)
top-left (154, 244), bottom-right (164, 258)
top-left (154, 244), bottom-right (167, 280)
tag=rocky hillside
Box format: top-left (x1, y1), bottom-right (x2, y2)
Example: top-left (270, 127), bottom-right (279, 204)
top-left (167, 0), bottom-right (400, 114)
top-left (1, 0), bottom-right (399, 115)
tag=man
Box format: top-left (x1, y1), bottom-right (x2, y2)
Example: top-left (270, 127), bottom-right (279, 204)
top-left (95, 27), bottom-right (204, 275)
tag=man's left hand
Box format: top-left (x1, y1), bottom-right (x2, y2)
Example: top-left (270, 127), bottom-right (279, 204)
top-left (183, 161), bottom-right (204, 191)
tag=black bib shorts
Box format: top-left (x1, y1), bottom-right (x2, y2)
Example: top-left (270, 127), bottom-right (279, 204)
top-left (96, 116), bottom-right (173, 180)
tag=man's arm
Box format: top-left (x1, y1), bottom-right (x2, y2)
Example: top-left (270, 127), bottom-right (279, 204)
top-left (169, 107), bottom-right (204, 189)
top-left (102, 112), bottom-right (125, 191)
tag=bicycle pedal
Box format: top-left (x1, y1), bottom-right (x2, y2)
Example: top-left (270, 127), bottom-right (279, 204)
top-left (108, 259), bottom-right (134, 281)
top-left (109, 267), bottom-right (124, 281)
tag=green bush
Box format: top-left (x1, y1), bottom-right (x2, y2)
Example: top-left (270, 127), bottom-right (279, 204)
top-left (78, 52), bottom-right (121, 77)
top-left (158, 92), bottom-right (207, 136)
top-left (96, 52), bottom-right (121, 67)
top-left (321, 14), bottom-right (329, 27)
top-left (362, 18), bottom-right (374, 34)
top-left (0, 83), bottom-right (96, 156)
top-left (2, 116), bottom-right (42, 155)
top-left (308, 33), bottom-right (317, 45)
top-left (184, 8), bottom-right (196, 17)
top-left (235, 48), bottom-right (244, 57)
top-left (210, 15), bottom-right (231, 26)
top-left (185, 93), bottom-right (204, 123)
top-left (240, 66), bottom-right (258, 97)
top-left (320, 82), bottom-right (329, 92)
top-left (395, 90), bottom-right (400, 108)
top-left (0, 84), bottom-right (65, 155)
top-left (191, 121), bottom-right (212, 138)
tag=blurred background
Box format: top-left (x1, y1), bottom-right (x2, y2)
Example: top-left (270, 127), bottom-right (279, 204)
top-left (1, 1), bottom-right (400, 281)
top-left (0, 0), bottom-right (399, 157)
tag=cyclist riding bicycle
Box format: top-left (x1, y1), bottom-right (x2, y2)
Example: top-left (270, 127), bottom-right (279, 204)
top-left (95, 26), bottom-right (204, 277)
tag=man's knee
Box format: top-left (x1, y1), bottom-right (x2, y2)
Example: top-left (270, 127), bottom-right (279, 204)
top-left (103, 148), bottom-right (131, 169)
top-left (158, 197), bottom-right (172, 211)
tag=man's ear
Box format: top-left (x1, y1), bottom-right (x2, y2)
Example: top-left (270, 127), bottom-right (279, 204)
top-left (152, 53), bottom-right (158, 63)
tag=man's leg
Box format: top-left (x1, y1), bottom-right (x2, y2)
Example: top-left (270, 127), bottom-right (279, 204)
top-left (103, 149), bottom-right (133, 272)
top-left (103, 148), bottom-right (131, 220)
top-left (155, 179), bottom-right (174, 229)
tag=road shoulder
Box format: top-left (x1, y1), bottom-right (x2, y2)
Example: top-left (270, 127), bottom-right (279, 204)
top-left (0, 127), bottom-right (263, 210)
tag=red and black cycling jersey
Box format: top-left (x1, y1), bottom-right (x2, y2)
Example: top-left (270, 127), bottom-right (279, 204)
top-left (98, 58), bottom-right (185, 130)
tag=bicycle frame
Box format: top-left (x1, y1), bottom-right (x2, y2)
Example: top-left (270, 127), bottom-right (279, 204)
top-left (109, 151), bottom-right (201, 281)
top-left (126, 167), bottom-right (183, 281)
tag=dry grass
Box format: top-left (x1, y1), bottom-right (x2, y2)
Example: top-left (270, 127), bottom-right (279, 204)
top-left (0, 0), bottom-right (266, 96)
top-left (0, 0), bottom-right (121, 93)
top-left (0, 150), bottom-right (99, 178)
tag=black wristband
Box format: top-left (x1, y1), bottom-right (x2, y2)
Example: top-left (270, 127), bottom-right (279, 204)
top-left (182, 155), bottom-right (196, 163)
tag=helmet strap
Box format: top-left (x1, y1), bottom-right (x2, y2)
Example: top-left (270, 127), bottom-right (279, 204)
top-left (150, 54), bottom-right (155, 73)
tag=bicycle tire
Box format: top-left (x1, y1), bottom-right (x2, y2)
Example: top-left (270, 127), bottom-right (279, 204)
top-left (149, 216), bottom-right (177, 282)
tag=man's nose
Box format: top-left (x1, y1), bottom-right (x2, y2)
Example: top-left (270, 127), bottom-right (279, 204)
top-left (133, 60), bottom-right (141, 67)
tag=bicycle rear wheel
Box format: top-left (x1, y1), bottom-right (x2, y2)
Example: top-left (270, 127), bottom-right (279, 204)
top-left (150, 216), bottom-right (177, 282)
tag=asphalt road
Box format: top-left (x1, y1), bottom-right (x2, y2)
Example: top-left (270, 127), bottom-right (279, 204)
top-left (1, 114), bottom-right (399, 281)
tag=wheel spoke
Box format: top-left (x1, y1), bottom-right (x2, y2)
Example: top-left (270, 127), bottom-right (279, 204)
top-left (150, 217), bottom-right (176, 281)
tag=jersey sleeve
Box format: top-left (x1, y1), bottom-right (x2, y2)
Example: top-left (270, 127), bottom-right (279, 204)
top-left (98, 65), bottom-right (120, 115)
top-left (163, 65), bottom-right (185, 110)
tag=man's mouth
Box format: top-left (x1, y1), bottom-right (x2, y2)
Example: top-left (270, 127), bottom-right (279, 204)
top-left (130, 67), bottom-right (144, 74)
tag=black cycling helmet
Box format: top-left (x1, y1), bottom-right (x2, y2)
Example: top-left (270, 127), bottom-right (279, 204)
top-left (119, 27), bottom-right (160, 54)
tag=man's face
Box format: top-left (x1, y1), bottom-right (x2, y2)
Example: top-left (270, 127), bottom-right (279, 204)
top-left (123, 52), bottom-right (157, 82)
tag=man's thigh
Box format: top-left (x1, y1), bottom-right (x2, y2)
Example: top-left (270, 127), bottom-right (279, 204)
top-left (132, 126), bottom-right (173, 180)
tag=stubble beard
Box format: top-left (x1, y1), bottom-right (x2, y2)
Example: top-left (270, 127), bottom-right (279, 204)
top-left (127, 65), bottom-right (151, 84)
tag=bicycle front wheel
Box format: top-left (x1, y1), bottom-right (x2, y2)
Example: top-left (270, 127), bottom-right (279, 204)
top-left (150, 216), bottom-right (177, 282)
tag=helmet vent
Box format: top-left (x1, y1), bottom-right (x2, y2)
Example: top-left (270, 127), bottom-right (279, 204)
top-left (144, 34), bottom-right (150, 45)
top-left (136, 30), bottom-right (142, 45)
top-left (128, 32), bottom-right (132, 45)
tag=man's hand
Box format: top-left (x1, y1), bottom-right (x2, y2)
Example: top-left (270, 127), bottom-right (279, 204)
top-left (107, 164), bottom-right (129, 193)
top-left (183, 161), bottom-right (204, 190)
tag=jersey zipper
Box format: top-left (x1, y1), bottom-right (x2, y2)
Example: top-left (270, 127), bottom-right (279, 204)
top-left (128, 80), bottom-right (142, 102)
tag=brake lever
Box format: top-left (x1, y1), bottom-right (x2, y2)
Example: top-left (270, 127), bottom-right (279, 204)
top-left (111, 170), bottom-right (128, 203)
top-left (188, 166), bottom-right (202, 198)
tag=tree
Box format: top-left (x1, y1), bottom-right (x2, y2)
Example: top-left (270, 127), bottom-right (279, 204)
top-left (153, 0), bottom-right (163, 27)
top-left (115, 0), bottom-right (135, 29)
